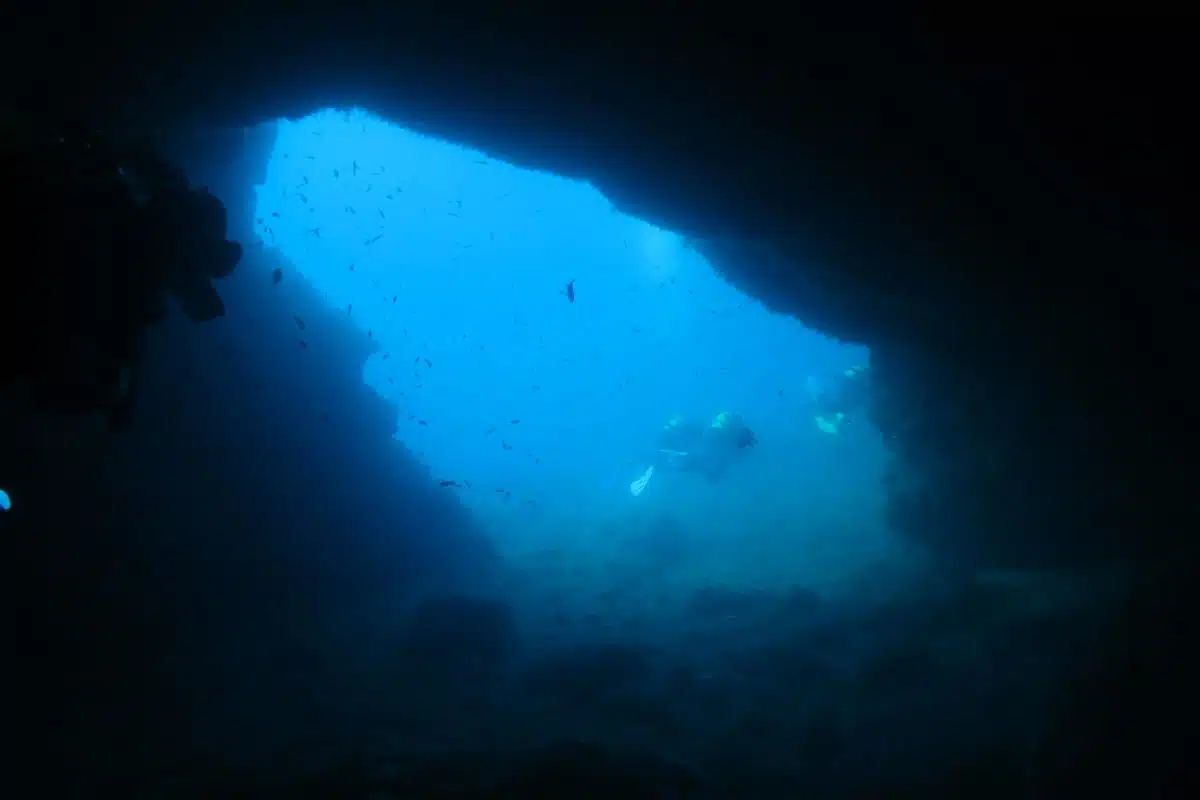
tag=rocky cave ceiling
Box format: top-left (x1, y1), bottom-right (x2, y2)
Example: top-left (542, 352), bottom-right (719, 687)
top-left (5, 7), bottom-right (1197, 567)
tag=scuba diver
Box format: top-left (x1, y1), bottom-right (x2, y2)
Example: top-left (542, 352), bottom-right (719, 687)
top-left (630, 411), bottom-right (758, 497)
top-left (1, 106), bottom-right (242, 430)
top-left (808, 363), bottom-right (871, 435)
top-left (119, 142), bottom-right (243, 323)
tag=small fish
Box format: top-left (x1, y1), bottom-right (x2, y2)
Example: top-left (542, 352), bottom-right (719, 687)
top-left (272, 268), bottom-right (283, 285)
top-left (293, 315), bottom-right (305, 330)
top-left (509, 419), bottom-right (520, 424)
top-left (565, 279), bottom-right (575, 303)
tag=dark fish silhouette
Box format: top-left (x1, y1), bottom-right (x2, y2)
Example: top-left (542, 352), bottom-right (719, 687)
top-left (565, 279), bottom-right (575, 302)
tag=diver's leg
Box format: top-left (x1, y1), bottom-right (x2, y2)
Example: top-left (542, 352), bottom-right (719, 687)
top-left (630, 464), bottom-right (656, 496)
top-left (630, 450), bottom-right (678, 496)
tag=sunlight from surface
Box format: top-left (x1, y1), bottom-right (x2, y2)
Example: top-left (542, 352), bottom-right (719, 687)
top-left (636, 222), bottom-right (684, 284)
top-left (254, 108), bottom-right (897, 595)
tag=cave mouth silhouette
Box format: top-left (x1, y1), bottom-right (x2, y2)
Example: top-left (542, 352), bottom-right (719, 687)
top-left (255, 107), bottom-right (901, 598)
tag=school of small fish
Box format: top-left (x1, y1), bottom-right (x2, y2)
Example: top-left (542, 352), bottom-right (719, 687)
top-left (248, 119), bottom-right (764, 507)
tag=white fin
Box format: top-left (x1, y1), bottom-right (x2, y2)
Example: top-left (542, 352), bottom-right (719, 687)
top-left (630, 465), bottom-right (655, 497)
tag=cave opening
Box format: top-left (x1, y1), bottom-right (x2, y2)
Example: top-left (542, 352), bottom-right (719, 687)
top-left (254, 107), bottom-right (909, 604)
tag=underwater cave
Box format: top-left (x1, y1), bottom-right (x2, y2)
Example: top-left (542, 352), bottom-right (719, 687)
top-left (254, 108), bottom-right (906, 606)
top-left (6, 20), bottom-right (1180, 789)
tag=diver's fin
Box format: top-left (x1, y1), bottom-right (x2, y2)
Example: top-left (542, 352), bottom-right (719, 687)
top-left (630, 465), bottom-right (655, 497)
top-left (172, 276), bottom-right (226, 322)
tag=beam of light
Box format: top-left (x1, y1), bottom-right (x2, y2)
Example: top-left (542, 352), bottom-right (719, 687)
top-left (253, 108), bottom-right (881, 593)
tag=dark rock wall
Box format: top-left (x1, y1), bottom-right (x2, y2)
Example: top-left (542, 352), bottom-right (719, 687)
top-left (9, 13), bottom-right (1182, 569)
top-left (3, 12), bottom-right (1198, 790)
top-left (1, 128), bottom-right (498, 772)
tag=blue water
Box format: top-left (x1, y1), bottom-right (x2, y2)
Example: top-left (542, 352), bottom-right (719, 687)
top-left (255, 108), bottom-right (901, 601)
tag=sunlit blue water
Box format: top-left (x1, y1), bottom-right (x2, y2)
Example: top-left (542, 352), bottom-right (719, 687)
top-left (254, 108), bottom-right (902, 598)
